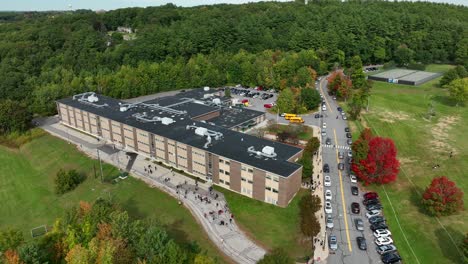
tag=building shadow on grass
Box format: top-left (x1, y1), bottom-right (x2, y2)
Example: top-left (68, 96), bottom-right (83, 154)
top-left (408, 186), bottom-right (426, 215)
top-left (163, 219), bottom-right (193, 248)
top-left (121, 197), bottom-right (145, 219)
top-left (435, 226), bottom-right (465, 264)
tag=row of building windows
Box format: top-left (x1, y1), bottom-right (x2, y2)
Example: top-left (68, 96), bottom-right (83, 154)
top-left (193, 169), bottom-right (205, 175)
top-left (124, 136), bottom-right (133, 141)
top-left (138, 140), bottom-right (149, 146)
top-left (241, 167), bottom-right (254, 173)
top-left (168, 142), bottom-right (175, 147)
top-left (241, 177), bottom-right (253, 184)
top-left (139, 132), bottom-right (148, 137)
top-left (193, 160), bottom-right (205, 166)
top-left (177, 146), bottom-right (187, 151)
top-left (219, 158), bottom-right (230, 165)
top-left (156, 147), bottom-right (165, 152)
top-left (168, 151), bottom-right (174, 156)
top-left (265, 186), bottom-right (279, 193)
top-left (219, 179), bottom-right (230, 185)
top-left (266, 175), bottom-right (280, 182)
top-left (193, 151), bottom-right (205, 158)
top-left (219, 169), bottom-right (230, 176)
top-left (241, 187), bottom-right (252, 195)
top-left (124, 127), bottom-right (133, 133)
top-left (177, 155), bottom-right (187, 160)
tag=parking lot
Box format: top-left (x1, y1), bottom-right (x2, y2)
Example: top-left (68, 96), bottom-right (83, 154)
top-left (228, 86), bottom-right (278, 113)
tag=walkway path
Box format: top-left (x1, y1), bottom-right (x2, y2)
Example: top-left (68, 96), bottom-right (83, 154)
top-left (38, 117), bottom-right (266, 264)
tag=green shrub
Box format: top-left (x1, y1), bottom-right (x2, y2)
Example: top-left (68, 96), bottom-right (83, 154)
top-left (54, 169), bottom-right (86, 194)
top-left (407, 63), bottom-right (426, 71)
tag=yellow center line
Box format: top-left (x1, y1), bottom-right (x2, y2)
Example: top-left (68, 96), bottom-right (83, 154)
top-left (319, 78), bottom-right (334, 114)
top-left (334, 128), bottom-right (352, 252)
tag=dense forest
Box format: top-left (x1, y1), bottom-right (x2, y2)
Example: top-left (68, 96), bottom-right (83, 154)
top-left (0, 1), bottom-right (467, 132)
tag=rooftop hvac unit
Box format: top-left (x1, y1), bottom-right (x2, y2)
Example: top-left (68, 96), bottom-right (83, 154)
top-left (194, 127), bottom-right (208, 137)
top-left (204, 86), bottom-right (210, 91)
top-left (161, 117), bottom-right (175, 125)
top-left (262, 146), bottom-right (275, 156)
top-left (203, 94), bottom-right (213, 99)
top-left (212, 98), bottom-right (221, 105)
top-left (87, 94), bottom-right (99, 103)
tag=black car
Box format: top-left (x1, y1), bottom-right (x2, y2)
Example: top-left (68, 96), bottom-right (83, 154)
top-left (314, 114), bottom-right (320, 118)
top-left (351, 186), bottom-right (359, 195)
top-left (323, 164), bottom-right (330, 173)
top-left (369, 216), bottom-right (385, 224)
top-left (371, 222), bottom-right (388, 231)
top-left (337, 107), bottom-right (342, 112)
top-left (346, 133), bottom-right (352, 138)
top-left (326, 138), bottom-right (332, 145)
top-left (363, 198), bottom-right (381, 206)
top-left (367, 203), bottom-right (383, 211)
top-left (356, 236), bottom-right (367, 250)
top-left (345, 127), bottom-right (350, 132)
top-left (347, 139), bottom-right (352, 145)
top-left (338, 163), bottom-right (344, 170)
top-left (382, 252), bottom-right (402, 264)
top-left (351, 202), bottom-right (360, 214)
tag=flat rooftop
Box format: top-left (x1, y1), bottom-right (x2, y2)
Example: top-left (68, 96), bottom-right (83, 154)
top-left (57, 92), bottom-right (301, 177)
top-left (370, 69), bottom-right (441, 84)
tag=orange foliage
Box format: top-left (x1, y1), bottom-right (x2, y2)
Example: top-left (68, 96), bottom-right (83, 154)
top-left (4, 249), bottom-right (23, 264)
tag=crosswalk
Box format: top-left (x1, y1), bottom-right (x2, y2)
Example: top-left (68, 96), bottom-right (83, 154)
top-left (322, 144), bottom-right (351, 150)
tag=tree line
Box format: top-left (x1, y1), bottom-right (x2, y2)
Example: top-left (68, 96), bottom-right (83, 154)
top-left (0, 1), bottom-right (466, 135)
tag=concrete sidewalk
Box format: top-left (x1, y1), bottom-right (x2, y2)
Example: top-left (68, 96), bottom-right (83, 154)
top-left (39, 118), bottom-right (266, 264)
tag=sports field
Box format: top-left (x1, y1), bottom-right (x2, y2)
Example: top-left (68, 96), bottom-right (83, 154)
top-left (351, 64), bottom-right (467, 264)
top-left (0, 134), bottom-right (225, 262)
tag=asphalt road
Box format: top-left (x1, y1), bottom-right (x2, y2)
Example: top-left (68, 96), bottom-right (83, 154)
top-left (317, 78), bottom-right (382, 264)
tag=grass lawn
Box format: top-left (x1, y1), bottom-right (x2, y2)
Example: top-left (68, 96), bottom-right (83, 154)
top-left (0, 134), bottom-right (225, 262)
top-left (349, 64), bottom-right (467, 264)
top-left (216, 187), bottom-right (311, 261)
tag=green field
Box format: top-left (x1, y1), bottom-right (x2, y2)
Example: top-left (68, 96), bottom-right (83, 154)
top-left (0, 134), bottom-right (225, 262)
top-left (351, 64), bottom-right (467, 264)
top-left (217, 187), bottom-right (311, 261)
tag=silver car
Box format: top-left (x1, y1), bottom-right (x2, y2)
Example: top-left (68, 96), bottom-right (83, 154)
top-left (329, 235), bottom-right (338, 250)
top-left (326, 214), bottom-right (334, 229)
top-left (355, 218), bottom-right (364, 231)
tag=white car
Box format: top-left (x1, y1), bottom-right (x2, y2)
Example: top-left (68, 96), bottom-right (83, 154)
top-left (325, 190), bottom-right (332, 201)
top-left (322, 105), bottom-right (327, 111)
top-left (325, 201), bottom-right (333, 214)
top-left (366, 210), bottom-right (382, 219)
top-left (375, 237), bottom-right (393, 246)
top-left (374, 229), bottom-right (392, 238)
top-left (350, 174), bottom-right (357, 183)
top-left (326, 214), bottom-right (334, 229)
top-left (348, 151), bottom-right (353, 157)
top-left (323, 123), bottom-right (327, 129)
top-left (321, 131), bottom-right (326, 137)
top-left (324, 175), bottom-right (331, 187)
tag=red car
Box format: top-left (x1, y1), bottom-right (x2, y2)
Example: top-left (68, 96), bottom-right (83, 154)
top-left (264, 103), bottom-right (273, 108)
top-left (241, 99), bottom-right (249, 103)
top-left (364, 192), bottom-right (379, 200)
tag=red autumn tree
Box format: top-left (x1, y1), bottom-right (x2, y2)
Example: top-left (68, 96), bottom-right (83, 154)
top-left (352, 137), bottom-right (400, 185)
top-left (421, 176), bottom-right (464, 216)
top-left (327, 71), bottom-right (352, 100)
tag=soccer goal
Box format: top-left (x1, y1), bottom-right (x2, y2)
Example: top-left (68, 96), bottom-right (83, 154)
top-left (31, 225), bottom-right (48, 238)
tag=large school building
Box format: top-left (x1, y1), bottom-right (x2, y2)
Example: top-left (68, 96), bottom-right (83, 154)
top-left (56, 88), bottom-right (303, 207)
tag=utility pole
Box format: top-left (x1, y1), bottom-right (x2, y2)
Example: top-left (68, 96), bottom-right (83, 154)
top-left (97, 149), bottom-right (104, 182)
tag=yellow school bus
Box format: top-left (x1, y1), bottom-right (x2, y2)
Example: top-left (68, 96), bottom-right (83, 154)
top-left (284, 113), bottom-right (297, 120)
top-left (289, 116), bottom-right (304, 123)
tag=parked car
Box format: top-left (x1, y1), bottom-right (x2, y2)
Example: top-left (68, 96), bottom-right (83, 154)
top-left (329, 235), bottom-right (338, 251)
top-left (264, 103), bottom-right (273, 108)
top-left (323, 122), bottom-right (327, 129)
top-left (323, 164), bottom-right (330, 173)
top-left (364, 198), bottom-right (381, 206)
top-left (369, 216), bottom-right (386, 225)
top-left (355, 218), bottom-right (364, 231)
top-left (338, 152), bottom-right (344, 159)
top-left (377, 244), bottom-right (397, 255)
top-left (325, 201), bottom-right (333, 214)
top-left (326, 137), bottom-right (332, 145)
top-left (314, 114), bottom-right (320, 118)
top-left (343, 115), bottom-right (347, 120)
top-left (338, 163), bottom-right (344, 171)
top-left (375, 236), bottom-right (393, 246)
top-left (321, 131), bottom-right (327, 137)
top-left (351, 186), bottom-right (359, 195)
top-left (364, 192), bottom-right (379, 200)
top-left (351, 202), bottom-right (360, 214)
top-left (345, 127), bottom-right (350, 132)
top-left (366, 210), bottom-right (381, 219)
top-left (337, 107), bottom-right (343, 112)
top-left (371, 222), bottom-right (389, 232)
top-left (374, 229), bottom-right (392, 238)
top-left (367, 203), bottom-right (383, 211)
top-left (350, 174), bottom-right (357, 183)
top-left (326, 214), bottom-right (334, 229)
top-left (381, 252), bottom-right (401, 264)
top-left (357, 236), bottom-right (367, 250)
top-left (348, 151), bottom-right (353, 157)
top-left (346, 132), bottom-right (352, 138)
top-left (347, 139), bottom-right (353, 145)
top-left (324, 175), bottom-right (331, 187)
top-left (325, 190), bottom-right (332, 201)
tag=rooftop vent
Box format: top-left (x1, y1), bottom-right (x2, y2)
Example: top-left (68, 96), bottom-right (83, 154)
top-left (212, 98), bottom-right (221, 105)
top-left (247, 146), bottom-right (277, 159)
top-left (186, 125), bottom-right (223, 148)
top-left (87, 94), bottom-right (99, 103)
top-left (204, 86), bottom-right (210, 91)
top-left (161, 117), bottom-right (175, 125)
top-left (73, 92), bottom-right (108, 108)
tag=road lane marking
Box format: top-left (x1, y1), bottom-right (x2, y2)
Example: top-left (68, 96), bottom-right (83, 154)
top-left (319, 78), bottom-right (334, 113)
top-left (334, 128), bottom-right (352, 252)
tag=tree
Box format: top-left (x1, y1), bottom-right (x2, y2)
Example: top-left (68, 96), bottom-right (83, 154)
top-left (421, 176), bottom-right (464, 216)
top-left (0, 228), bottom-right (24, 252)
top-left (394, 44), bottom-right (414, 66)
top-left (349, 56), bottom-right (367, 90)
top-left (276, 131), bottom-right (291, 143)
top-left (304, 137), bottom-right (320, 156)
top-left (3, 249), bottom-right (22, 264)
top-left (347, 90), bottom-right (366, 120)
top-left (0, 100), bottom-right (32, 134)
top-left (298, 195), bottom-right (321, 239)
top-left (54, 169), bottom-right (86, 195)
top-left (194, 254), bottom-right (216, 264)
top-left (299, 88), bottom-right (320, 110)
top-left (327, 71), bottom-right (352, 100)
top-left (276, 88), bottom-right (295, 113)
top-left (258, 248), bottom-right (294, 264)
top-left (352, 128), bottom-right (372, 164)
top-left (352, 137), bottom-right (400, 185)
top-left (440, 66), bottom-right (468, 87)
top-left (447, 78), bottom-right (468, 106)
top-left (224, 87), bottom-right (231, 98)
top-left (299, 153), bottom-right (313, 179)
top-left (462, 232), bottom-right (468, 263)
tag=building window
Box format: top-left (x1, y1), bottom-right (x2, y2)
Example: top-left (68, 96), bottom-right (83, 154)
top-left (266, 175), bottom-right (271, 180)
top-left (248, 180), bottom-right (253, 184)
top-left (220, 179), bottom-right (225, 184)
top-left (272, 188), bottom-right (279, 193)
top-left (273, 176), bottom-right (279, 182)
top-left (225, 161), bottom-right (230, 165)
top-left (248, 168), bottom-right (253, 173)
top-left (219, 169), bottom-right (224, 174)
top-left (225, 171), bottom-right (230, 176)
top-left (241, 167), bottom-right (246, 171)
top-left (219, 159), bottom-right (224, 164)
top-left (225, 181), bottom-right (230, 186)
top-left (241, 177), bottom-right (246, 182)
top-left (265, 186), bottom-right (272, 191)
